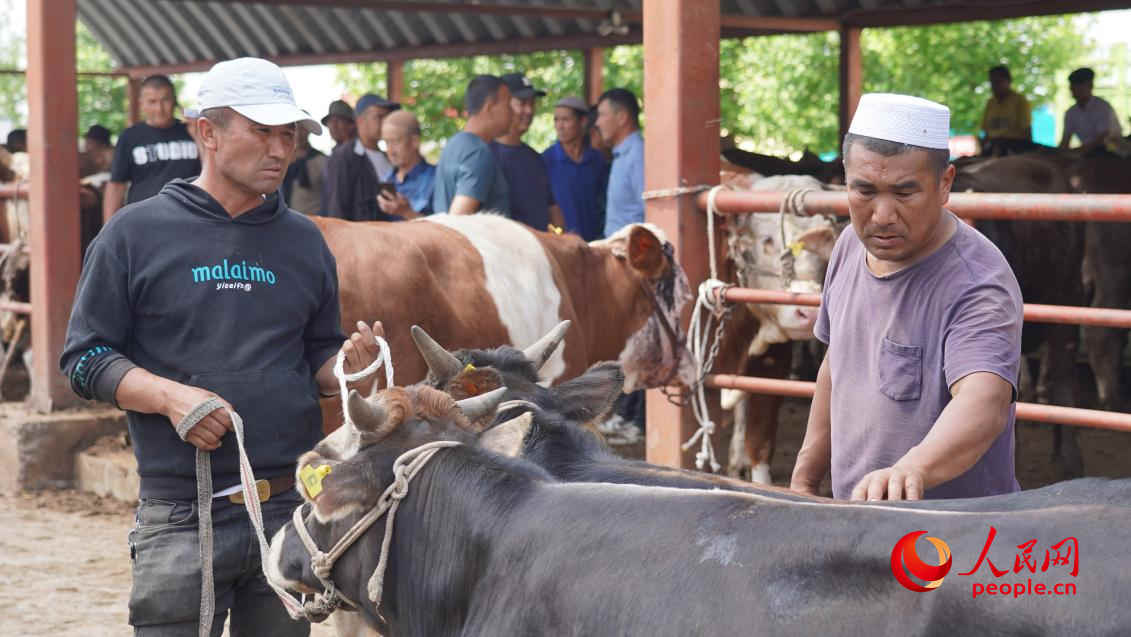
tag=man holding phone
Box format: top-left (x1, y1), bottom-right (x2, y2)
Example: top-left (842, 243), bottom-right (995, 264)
top-left (378, 109), bottom-right (435, 220)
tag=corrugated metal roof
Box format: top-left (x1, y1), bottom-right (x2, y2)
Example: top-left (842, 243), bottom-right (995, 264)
top-left (79, 0), bottom-right (1131, 73)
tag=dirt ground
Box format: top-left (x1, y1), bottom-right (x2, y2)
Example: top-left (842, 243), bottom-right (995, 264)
top-left (3, 395), bottom-right (1128, 635)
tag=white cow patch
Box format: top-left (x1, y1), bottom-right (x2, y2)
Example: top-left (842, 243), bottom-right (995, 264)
top-left (426, 214), bottom-right (567, 382)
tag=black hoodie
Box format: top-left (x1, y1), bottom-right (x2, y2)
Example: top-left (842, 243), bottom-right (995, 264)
top-left (60, 179), bottom-right (345, 499)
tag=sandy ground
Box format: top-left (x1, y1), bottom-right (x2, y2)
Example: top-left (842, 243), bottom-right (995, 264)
top-left (0, 489), bottom-right (339, 637)
top-left (3, 397), bottom-right (1129, 635)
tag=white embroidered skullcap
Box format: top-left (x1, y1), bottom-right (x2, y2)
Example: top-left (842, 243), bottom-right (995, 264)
top-left (848, 93), bottom-right (950, 150)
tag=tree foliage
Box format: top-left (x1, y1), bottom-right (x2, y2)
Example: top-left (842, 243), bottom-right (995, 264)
top-left (337, 14), bottom-right (1090, 156)
top-left (0, 13), bottom-right (132, 140)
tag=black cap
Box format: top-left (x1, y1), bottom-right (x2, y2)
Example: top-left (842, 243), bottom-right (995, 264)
top-left (84, 124), bottom-right (112, 147)
top-left (500, 72), bottom-right (546, 100)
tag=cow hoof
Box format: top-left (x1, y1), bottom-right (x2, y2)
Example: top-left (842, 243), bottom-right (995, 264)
top-left (750, 463), bottom-right (772, 485)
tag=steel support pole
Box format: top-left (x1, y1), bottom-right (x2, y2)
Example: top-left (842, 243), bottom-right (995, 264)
top-left (27, 0), bottom-right (82, 412)
top-left (838, 25), bottom-right (862, 148)
top-left (583, 48), bottom-right (604, 106)
top-left (642, 0), bottom-right (719, 469)
top-left (386, 58), bottom-right (405, 103)
top-left (127, 76), bottom-right (141, 125)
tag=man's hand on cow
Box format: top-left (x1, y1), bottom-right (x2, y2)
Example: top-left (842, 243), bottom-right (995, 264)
top-left (161, 382), bottom-right (235, 451)
top-left (850, 462), bottom-right (927, 502)
top-left (341, 320), bottom-right (386, 375)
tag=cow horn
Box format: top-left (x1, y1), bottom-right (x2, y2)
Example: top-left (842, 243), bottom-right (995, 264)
top-left (522, 320), bottom-right (571, 370)
top-left (346, 389), bottom-right (387, 433)
top-left (455, 386), bottom-right (508, 422)
top-left (411, 325), bottom-right (463, 384)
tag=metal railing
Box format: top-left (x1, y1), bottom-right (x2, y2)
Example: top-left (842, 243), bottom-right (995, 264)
top-left (697, 189), bottom-right (1131, 433)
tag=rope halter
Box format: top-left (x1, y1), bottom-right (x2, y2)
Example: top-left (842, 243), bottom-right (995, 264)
top-left (289, 440), bottom-right (462, 622)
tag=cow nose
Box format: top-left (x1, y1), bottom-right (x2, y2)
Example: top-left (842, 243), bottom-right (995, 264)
top-left (795, 307), bottom-right (818, 323)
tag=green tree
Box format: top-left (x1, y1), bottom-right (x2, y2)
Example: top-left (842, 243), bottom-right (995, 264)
top-left (0, 13), bottom-right (131, 140)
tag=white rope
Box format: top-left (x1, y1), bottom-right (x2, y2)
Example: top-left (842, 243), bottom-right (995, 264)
top-left (679, 185), bottom-right (731, 473)
top-left (291, 440), bottom-right (461, 619)
top-left (333, 335), bottom-right (394, 428)
top-left (179, 334), bottom-right (396, 634)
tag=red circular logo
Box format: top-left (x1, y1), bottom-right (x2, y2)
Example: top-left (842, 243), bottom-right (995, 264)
top-left (891, 530), bottom-right (953, 592)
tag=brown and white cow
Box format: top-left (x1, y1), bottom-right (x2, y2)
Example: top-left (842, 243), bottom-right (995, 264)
top-left (314, 214), bottom-right (693, 430)
top-left (714, 175), bottom-right (841, 484)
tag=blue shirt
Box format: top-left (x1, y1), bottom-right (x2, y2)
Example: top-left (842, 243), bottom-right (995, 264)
top-left (432, 131), bottom-right (510, 214)
top-left (604, 130), bottom-right (645, 237)
top-left (491, 141), bottom-right (553, 231)
top-left (543, 141), bottom-right (608, 241)
top-left (381, 159), bottom-right (436, 216)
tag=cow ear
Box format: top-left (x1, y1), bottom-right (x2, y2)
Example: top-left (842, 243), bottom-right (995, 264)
top-left (479, 411), bottom-right (534, 457)
top-left (551, 361), bottom-right (625, 424)
top-left (627, 225), bottom-right (666, 278)
top-left (795, 226), bottom-right (837, 261)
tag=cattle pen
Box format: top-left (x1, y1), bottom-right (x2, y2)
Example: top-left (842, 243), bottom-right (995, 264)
top-left (672, 190), bottom-right (1131, 445)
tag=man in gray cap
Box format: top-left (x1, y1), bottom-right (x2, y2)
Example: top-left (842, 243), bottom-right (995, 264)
top-left (60, 57), bottom-right (384, 635)
top-left (325, 92), bottom-right (401, 220)
top-left (542, 96), bottom-right (608, 240)
top-left (491, 72), bottom-right (563, 230)
top-left (321, 98), bottom-right (357, 149)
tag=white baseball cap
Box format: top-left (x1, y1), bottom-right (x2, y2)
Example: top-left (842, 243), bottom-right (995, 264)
top-left (196, 57), bottom-right (322, 135)
top-left (848, 93), bottom-right (950, 150)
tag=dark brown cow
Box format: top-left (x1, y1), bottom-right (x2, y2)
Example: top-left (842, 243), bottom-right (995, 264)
top-left (953, 152), bottom-right (1085, 478)
top-left (314, 214), bottom-right (693, 431)
top-left (1074, 155), bottom-right (1131, 413)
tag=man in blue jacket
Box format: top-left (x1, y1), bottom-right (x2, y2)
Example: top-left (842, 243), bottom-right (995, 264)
top-left (60, 57), bottom-right (383, 636)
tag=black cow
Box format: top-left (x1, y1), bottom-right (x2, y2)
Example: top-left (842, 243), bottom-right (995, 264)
top-left (414, 325), bottom-right (1131, 512)
top-left (268, 383), bottom-right (1131, 636)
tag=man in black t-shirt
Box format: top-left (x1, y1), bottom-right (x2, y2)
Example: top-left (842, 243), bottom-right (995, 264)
top-left (104, 75), bottom-right (201, 219)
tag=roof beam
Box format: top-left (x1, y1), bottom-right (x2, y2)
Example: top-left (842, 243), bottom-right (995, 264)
top-left (306, 5), bottom-right (353, 52)
top-left (121, 31), bottom-right (641, 77)
top-left (161, 0), bottom-right (837, 33)
top-left (388, 11), bottom-right (423, 47)
top-left (230, 3), bottom-right (281, 57)
top-left (359, 9), bottom-right (400, 48)
top-left (334, 7), bottom-right (377, 50)
top-left (843, 0), bottom-right (1131, 27)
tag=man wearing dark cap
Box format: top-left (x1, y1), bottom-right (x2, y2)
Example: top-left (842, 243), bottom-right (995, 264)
top-left (490, 72), bottom-right (562, 230)
top-left (324, 93), bottom-right (400, 221)
top-left (1059, 67), bottom-right (1122, 155)
top-left (543, 96), bottom-right (608, 240)
top-left (80, 124), bottom-right (115, 177)
top-left (321, 99), bottom-right (356, 149)
top-left (432, 75), bottom-right (513, 215)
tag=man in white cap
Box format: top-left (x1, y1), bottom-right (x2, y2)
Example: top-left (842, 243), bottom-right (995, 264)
top-left (60, 57), bottom-right (384, 634)
top-left (790, 93), bottom-right (1023, 501)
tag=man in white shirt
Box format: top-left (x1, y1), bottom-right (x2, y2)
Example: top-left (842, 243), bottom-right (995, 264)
top-left (1059, 67), bottom-right (1123, 155)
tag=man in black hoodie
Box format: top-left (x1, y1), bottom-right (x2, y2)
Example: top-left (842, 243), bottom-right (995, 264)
top-left (60, 58), bottom-right (382, 635)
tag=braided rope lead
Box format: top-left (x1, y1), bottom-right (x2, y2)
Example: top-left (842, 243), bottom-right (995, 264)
top-left (679, 185), bottom-right (731, 473)
top-left (176, 336), bottom-right (397, 634)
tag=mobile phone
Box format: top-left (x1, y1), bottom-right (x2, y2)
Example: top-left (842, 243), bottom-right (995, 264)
top-left (377, 182), bottom-right (397, 198)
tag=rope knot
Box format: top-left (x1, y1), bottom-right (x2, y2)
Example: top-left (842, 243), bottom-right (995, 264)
top-left (310, 552), bottom-right (334, 581)
top-left (388, 467), bottom-right (412, 500)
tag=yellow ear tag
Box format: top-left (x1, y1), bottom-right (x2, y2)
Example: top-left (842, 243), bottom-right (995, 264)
top-left (464, 363), bottom-right (477, 372)
top-left (548, 224), bottom-right (564, 235)
top-left (789, 241), bottom-right (805, 258)
top-left (300, 464), bottom-right (332, 499)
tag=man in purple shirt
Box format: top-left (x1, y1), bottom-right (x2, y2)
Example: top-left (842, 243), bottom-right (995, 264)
top-left (790, 93), bottom-right (1023, 501)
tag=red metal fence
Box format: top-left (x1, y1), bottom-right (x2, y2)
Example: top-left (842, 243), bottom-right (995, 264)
top-left (695, 189), bottom-right (1131, 434)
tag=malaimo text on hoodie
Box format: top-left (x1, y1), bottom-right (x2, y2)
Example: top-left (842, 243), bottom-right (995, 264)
top-left (190, 258), bottom-right (277, 292)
